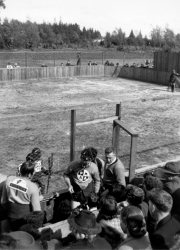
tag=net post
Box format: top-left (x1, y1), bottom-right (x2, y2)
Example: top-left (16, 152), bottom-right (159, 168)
top-left (70, 110), bottom-right (76, 161)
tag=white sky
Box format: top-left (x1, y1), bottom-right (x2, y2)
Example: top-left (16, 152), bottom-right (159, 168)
top-left (0, 0), bottom-right (180, 37)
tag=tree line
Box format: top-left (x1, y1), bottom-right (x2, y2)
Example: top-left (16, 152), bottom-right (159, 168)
top-left (0, 0), bottom-right (179, 51)
top-left (104, 27), bottom-right (180, 51)
top-left (0, 18), bottom-right (101, 50)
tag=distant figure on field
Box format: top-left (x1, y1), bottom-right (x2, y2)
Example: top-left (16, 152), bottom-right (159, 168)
top-left (77, 53), bottom-right (81, 66)
top-left (41, 63), bottom-right (47, 67)
top-left (66, 60), bottom-right (71, 66)
top-left (168, 69), bottom-right (180, 92)
top-left (6, 62), bottom-right (13, 69)
top-left (88, 61), bottom-right (92, 65)
top-left (13, 63), bottom-right (20, 68)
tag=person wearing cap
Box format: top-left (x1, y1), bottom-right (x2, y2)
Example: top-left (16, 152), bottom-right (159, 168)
top-left (64, 148), bottom-right (100, 209)
top-left (102, 146), bottom-right (126, 193)
top-left (1, 161), bottom-right (41, 231)
top-left (65, 210), bottom-right (111, 249)
top-left (168, 69), bottom-right (180, 92)
top-left (148, 188), bottom-right (180, 250)
top-left (97, 196), bottom-right (126, 249)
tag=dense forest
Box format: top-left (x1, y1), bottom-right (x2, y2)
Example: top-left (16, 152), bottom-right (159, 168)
top-left (0, 1), bottom-right (180, 51)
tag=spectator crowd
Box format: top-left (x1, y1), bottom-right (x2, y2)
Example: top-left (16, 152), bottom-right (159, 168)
top-left (1, 146), bottom-right (180, 249)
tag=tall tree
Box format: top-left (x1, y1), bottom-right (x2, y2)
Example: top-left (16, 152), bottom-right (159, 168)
top-left (150, 26), bottom-right (164, 47)
top-left (0, 0), bottom-right (5, 9)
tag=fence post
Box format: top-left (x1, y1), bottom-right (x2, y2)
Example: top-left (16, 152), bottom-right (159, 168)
top-left (129, 135), bottom-right (138, 182)
top-left (123, 53), bottom-right (125, 66)
top-left (25, 52), bottom-right (27, 68)
top-left (54, 52), bottom-right (56, 67)
top-left (112, 103), bottom-right (121, 157)
top-left (70, 110), bottom-right (76, 161)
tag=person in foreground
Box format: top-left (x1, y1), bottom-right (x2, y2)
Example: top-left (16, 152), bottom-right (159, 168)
top-left (64, 148), bottom-right (100, 209)
top-left (64, 209), bottom-right (112, 249)
top-left (97, 196), bottom-right (126, 249)
top-left (148, 188), bottom-right (180, 249)
top-left (102, 146), bottom-right (126, 194)
top-left (1, 161), bottom-right (41, 231)
top-left (117, 205), bottom-right (152, 250)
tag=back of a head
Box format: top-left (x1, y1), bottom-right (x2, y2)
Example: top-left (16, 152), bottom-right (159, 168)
top-left (144, 175), bottom-right (163, 191)
top-left (121, 205), bottom-right (147, 238)
top-left (126, 184), bottom-right (145, 206)
top-left (26, 153), bottom-right (35, 163)
top-left (111, 184), bottom-right (126, 203)
top-left (31, 147), bottom-right (41, 160)
top-left (88, 147), bottom-right (98, 162)
top-left (20, 161), bottom-right (35, 177)
top-left (148, 188), bottom-right (173, 213)
top-left (99, 196), bottom-right (118, 220)
top-left (80, 148), bottom-right (94, 161)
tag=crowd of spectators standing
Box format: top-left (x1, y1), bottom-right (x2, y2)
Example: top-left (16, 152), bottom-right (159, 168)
top-left (1, 146), bottom-right (180, 249)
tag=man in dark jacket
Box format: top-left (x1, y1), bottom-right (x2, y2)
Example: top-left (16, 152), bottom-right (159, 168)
top-left (148, 188), bottom-right (180, 249)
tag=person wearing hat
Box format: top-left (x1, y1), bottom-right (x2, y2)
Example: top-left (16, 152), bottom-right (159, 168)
top-left (64, 148), bottom-right (100, 209)
top-left (0, 231), bottom-right (43, 249)
top-left (160, 162), bottom-right (180, 196)
top-left (148, 188), bottom-right (180, 250)
top-left (97, 196), bottom-right (126, 249)
top-left (102, 146), bottom-right (126, 194)
top-left (65, 210), bottom-right (111, 249)
top-left (1, 161), bottom-right (41, 231)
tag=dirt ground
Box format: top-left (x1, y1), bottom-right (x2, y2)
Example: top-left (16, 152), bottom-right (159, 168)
top-left (0, 76), bottom-right (180, 191)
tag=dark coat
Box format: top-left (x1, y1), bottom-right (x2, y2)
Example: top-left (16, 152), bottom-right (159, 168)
top-left (149, 214), bottom-right (180, 249)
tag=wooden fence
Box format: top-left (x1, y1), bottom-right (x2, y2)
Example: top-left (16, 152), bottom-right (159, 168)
top-left (0, 64), bottom-right (173, 87)
top-left (154, 51), bottom-right (180, 73)
top-left (0, 65), bottom-right (104, 82)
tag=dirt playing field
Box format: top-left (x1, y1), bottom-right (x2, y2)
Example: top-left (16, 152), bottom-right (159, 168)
top-left (0, 76), bottom-right (180, 191)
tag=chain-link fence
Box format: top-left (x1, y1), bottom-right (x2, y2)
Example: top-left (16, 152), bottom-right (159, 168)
top-left (0, 50), bottom-right (153, 68)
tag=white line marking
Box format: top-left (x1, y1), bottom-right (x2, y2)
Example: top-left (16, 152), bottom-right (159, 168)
top-left (101, 98), bottom-right (112, 102)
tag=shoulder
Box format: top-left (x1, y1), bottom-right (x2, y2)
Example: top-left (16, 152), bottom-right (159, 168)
top-left (89, 162), bottom-right (99, 172)
top-left (0, 174), bottom-right (7, 183)
top-left (115, 159), bottom-right (125, 169)
top-left (96, 157), bottom-right (105, 166)
top-left (69, 160), bottom-right (81, 168)
top-left (6, 175), bottom-right (16, 183)
top-left (28, 180), bottom-right (39, 192)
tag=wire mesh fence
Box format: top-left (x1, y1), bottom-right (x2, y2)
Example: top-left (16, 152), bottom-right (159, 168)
top-left (0, 50), bottom-right (153, 68)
